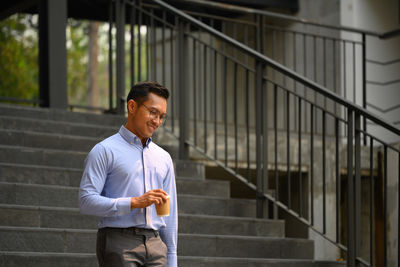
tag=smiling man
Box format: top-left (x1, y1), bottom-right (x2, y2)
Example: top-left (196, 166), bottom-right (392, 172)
top-left (79, 82), bottom-right (177, 267)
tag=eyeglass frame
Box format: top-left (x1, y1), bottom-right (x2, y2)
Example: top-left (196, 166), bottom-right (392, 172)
top-left (140, 103), bottom-right (168, 124)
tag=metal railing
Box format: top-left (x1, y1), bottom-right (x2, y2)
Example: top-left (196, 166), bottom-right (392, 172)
top-left (112, 0), bottom-right (400, 266)
top-left (165, 0), bottom-right (400, 131)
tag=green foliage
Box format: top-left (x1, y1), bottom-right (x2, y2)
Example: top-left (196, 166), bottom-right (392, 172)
top-left (67, 19), bottom-right (89, 105)
top-left (0, 14), bottom-right (39, 101)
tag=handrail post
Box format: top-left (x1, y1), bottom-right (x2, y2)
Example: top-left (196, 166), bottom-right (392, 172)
top-left (255, 59), bottom-right (266, 218)
top-left (178, 19), bottom-right (189, 160)
top-left (347, 108), bottom-right (355, 267)
top-left (116, 0), bottom-right (126, 114)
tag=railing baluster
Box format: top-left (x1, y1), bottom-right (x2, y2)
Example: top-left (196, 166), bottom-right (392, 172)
top-left (333, 40), bottom-right (337, 115)
top-left (177, 19), bottom-right (189, 159)
top-left (322, 110), bottom-right (326, 234)
top-left (287, 91), bottom-right (291, 209)
top-left (137, 1), bottom-right (142, 81)
top-left (293, 32), bottom-right (297, 94)
top-left (214, 50), bottom-right (218, 160)
top-left (384, 145), bottom-right (388, 267)
top-left (323, 37), bottom-right (327, 87)
top-left (355, 112), bottom-right (361, 259)
top-left (347, 108), bottom-right (355, 267)
top-left (108, 0), bottom-right (114, 111)
top-left (370, 137), bottom-right (374, 267)
top-left (323, 37), bottom-right (327, 109)
top-left (255, 60), bottom-right (265, 218)
top-left (170, 21), bottom-right (174, 132)
top-left (335, 117), bottom-right (340, 243)
top-left (204, 44), bottom-right (207, 154)
top-left (313, 36), bottom-right (317, 104)
top-left (130, 5), bottom-right (135, 87)
top-left (298, 98), bottom-right (302, 217)
top-left (146, 15), bottom-right (150, 80)
top-left (193, 39), bottom-right (197, 146)
top-left (398, 151), bottom-right (400, 267)
top-left (150, 9), bottom-right (156, 80)
top-left (362, 34), bottom-right (367, 145)
top-left (343, 41), bottom-right (347, 101)
top-left (311, 104), bottom-right (314, 225)
top-left (246, 70), bottom-right (251, 182)
top-left (274, 84), bottom-right (279, 218)
top-left (283, 31), bottom-right (287, 87)
top-left (234, 63), bottom-right (238, 173)
top-left (353, 42), bottom-right (356, 103)
top-left (244, 24), bottom-right (249, 65)
top-left (263, 80), bottom-right (270, 218)
top-left (162, 11), bottom-right (166, 85)
top-left (224, 57), bottom-right (228, 166)
top-left (303, 34), bottom-right (308, 132)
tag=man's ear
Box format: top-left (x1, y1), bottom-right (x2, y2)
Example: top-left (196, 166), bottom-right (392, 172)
top-left (127, 99), bottom-right (137, 114)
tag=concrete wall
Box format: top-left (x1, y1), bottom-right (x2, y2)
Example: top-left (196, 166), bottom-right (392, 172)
top-left (341, 0), bottom-right (400, 143)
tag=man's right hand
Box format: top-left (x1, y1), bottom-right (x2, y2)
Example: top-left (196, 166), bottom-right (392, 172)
top-left (130, 189), bottom-right (168, 209)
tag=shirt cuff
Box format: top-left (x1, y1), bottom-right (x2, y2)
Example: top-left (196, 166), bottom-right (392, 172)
top-left (167, 252), bottom-right (177, 267)
top-left (116, 197), bottom-right (132, 216)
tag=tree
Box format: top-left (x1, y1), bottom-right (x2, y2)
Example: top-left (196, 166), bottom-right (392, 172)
top-left (0, 14), bottom-right (38, 103)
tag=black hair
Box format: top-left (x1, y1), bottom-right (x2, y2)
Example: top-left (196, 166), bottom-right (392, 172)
top-left (126, 81), bottom-right (169, 106)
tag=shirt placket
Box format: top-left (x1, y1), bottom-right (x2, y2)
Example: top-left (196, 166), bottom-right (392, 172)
top-left (142, 148), bottom-right (153, 228)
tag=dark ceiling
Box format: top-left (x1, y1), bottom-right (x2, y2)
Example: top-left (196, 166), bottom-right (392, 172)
top-left (0, 0), bottom-right (298, 22)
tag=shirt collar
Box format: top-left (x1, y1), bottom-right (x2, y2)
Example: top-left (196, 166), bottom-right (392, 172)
top-left (119, 125), bottom-right (152, 147)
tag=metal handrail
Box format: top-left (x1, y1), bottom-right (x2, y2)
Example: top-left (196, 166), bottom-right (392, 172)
top-left (153, 0), bottom-right (400, 136)
top-left (174, 0), bottom-right (400, 39)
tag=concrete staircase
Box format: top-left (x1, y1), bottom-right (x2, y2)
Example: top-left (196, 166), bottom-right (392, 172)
top-left (0, 103), bottom-right (344, 267)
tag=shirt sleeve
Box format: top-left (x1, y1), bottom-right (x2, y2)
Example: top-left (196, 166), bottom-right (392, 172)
top-left (159, 156), bottom-right (178, 267)
top-left (79, 143), bottom-right (131, 217)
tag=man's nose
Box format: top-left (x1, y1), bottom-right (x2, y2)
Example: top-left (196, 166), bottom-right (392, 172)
top-left (151, 115), bottom-right (162, 125)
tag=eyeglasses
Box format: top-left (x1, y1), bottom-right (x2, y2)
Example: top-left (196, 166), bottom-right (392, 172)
top-left (141, 103), bottom-right (167, 124)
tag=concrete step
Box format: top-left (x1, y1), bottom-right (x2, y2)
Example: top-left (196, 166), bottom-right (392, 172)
top-left (0, 163), bottom-right (82, 187)
top-left (0, 227), bottom-right (313, 259)
top-left (0, 129), bottom-right (100, 153)
top-left (0, 251), bottom-right (97, 267)
top-left (0, 147), bottom-right (205, 179)
top-left (0, 204), bottom-right (283, 237)
top-left (0, 103), bottom-right (125, 127)
top-left (179, 256), bottom-right (345, 267)
top-left (0, 252), bottom-right (345, 267)
top-left (0, 182), bottom-right (255, 217)
top-left (0, 145), bottom-right (87, 169)
top-left (178, 233), bottom-right (314, 259)
top-left (177, 177), bottom-right (229, 197)
top-left (0, 162), bottom-right (224, 195)
top-left (0, 115), bottom-right (117, 138)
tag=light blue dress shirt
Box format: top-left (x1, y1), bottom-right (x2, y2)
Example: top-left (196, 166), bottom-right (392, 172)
top-left (79, 125), bottom-right (178, 267)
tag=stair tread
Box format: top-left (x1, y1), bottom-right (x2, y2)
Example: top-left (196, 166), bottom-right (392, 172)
top-left (0, 203), bottom-right (282, 223)
top-left (0, 226), bottom-right (301, 242)
top-left (0, 114), bottom-right (118, 130)
top-left (0, 144), bottom-right (88, 154)
top-left (0, 128), bottom-right (103, 141)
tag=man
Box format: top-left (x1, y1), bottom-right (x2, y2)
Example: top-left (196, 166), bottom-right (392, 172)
top-left (79, 82), bottom-right (177, 267)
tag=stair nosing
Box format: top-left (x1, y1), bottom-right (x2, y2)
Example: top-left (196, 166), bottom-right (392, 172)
top-left (0, 203), bottom-right (283, 223)
top-left (0, 128), bottom-right (104, 142)
top-left (0, 226), bottom-right (300, 242)
top-left (178, 233), bottom-right (313, 242)
top-left (0, 144), bottom-right (88, 154)
top-left (0, 162), bottom-right (82, 172)
top-left (0, 114), bottom-right (120, 130)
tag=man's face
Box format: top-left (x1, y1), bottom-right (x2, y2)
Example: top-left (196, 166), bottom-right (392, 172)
top-left (127, 92), bottom-right (167, 141)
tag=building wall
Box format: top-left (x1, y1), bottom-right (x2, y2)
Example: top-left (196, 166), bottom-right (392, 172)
top-left (341, 0), bottom-right (400, 143)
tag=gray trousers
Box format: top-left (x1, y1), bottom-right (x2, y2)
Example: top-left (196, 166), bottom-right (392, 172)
top-left (96, 227), bottom-right (167, 267)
